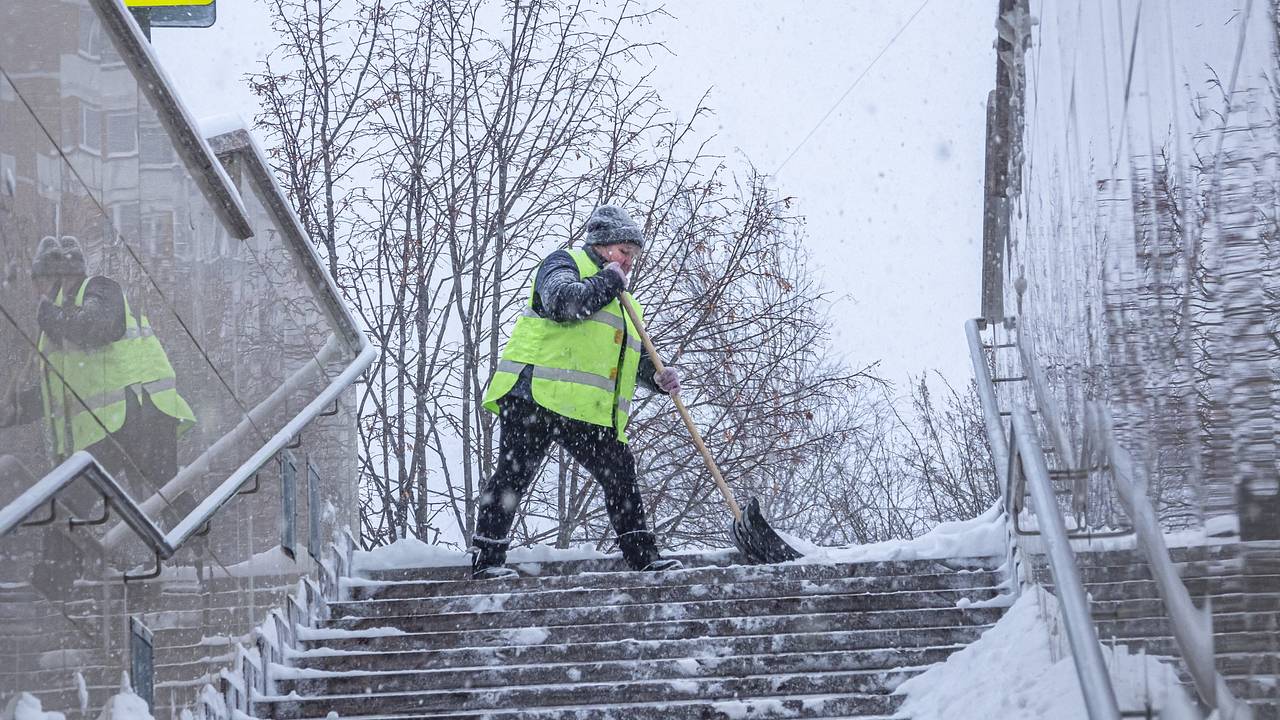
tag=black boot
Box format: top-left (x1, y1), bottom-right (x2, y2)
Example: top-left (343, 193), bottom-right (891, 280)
top-left (640, 558), bottom-right (684, 572)
top-left (619, 530), bottom-right (668, 571)
top-left (470, 536), bottom-right (518, 580)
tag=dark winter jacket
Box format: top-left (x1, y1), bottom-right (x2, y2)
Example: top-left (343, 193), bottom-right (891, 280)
top-left (507, 247), bottom-right (662, 402)
top-left (3, 276), bottom-right (129, 427)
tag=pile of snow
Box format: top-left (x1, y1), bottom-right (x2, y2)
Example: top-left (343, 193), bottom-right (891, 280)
top-left (94, 687), bottom-right (153, 720)
top-left (3, 693), bottom-right (65, 720)
top-left (780, 502), bottom-right (1006, 564)
top-left (896, 587), bottom-right (1200, 720)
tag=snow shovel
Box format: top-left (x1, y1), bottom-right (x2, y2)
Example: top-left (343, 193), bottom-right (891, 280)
top-left (618, 293), bottom-right (804, 564)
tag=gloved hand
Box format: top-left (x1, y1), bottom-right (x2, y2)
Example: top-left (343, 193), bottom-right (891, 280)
top-left (37, 298), bottom-right (68, 341)
top-left (603, 261), bottom-right (628, 287)
top-left (654, 366), bottom-right (681, 394)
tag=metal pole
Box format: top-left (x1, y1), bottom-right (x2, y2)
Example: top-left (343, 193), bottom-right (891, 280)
top-left (966, 319), bottom-right (1010, 491)
top-left (1012, 406), bottom-right (1122, 720)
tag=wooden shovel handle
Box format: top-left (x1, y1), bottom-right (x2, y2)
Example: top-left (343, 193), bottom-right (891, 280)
top-left (618, 293), bottom-right (742, 520)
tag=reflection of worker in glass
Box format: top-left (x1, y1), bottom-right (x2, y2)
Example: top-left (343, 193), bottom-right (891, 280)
top-left (0, 236), bottom-right (195, 487)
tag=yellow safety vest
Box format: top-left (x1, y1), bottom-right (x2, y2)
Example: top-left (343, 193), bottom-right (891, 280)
top-left (38, 278), bottom-right (196, 455)
top-left (482, 249), bottom-right (644, 442)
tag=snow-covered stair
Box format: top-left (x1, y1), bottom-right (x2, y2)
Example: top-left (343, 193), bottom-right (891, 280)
top-left (257, 553), bottom-right (1008, 720)
top-left (1037, 541), bottom-right (1280, 719)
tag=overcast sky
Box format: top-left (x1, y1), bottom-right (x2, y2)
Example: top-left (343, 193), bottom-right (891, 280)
top-left (154, 1), bottom-right (995, 391)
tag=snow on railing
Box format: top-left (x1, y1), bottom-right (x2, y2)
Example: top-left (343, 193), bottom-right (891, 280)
top-left (968, 318), bottom-right (1120, 719)
top-left (193, 531), bottom-right (355, 720)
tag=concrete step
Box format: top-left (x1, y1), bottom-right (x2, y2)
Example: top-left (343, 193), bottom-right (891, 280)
top-left (293, 625), bottom-right (991, 672)
top-left (1069, 560), bottom-right (1271, 586)
top-left (276, 646), bottom-right (960, 695)
top-left (1120, 631), bottom-right (1280, 657)
top-left (300, 606), bottom-right (1002, 653)
top-left (342, 570), bottom-right (1006, 610)
top-left (1043, 575), bottom-right (1280, 602)
top-left (356, 551), bottom-right (739, 582)
top-left (1095, 611), bottom-right (1280, 641)
top-left (1215, 651), bottom-right (1280, 676)
top-left (1225, 676), bottom-right (1280, 702)
top-left (350, 563), bottom-right (1008, 602)
top-left (260, 669), bottom-right (911, 718)
top-left (325, 588), bottom-right (1006, 633)
top-left (1070, 540), bottom-right (1269, 568)
top-left (358, 554), bottom-right (1000, 584)
top-left (260, 694), bottom-right (902, 720)
top-left (348, 564), bottom-right (1005, 601)
top-left (1090, 592), bottom-right (1280, 621)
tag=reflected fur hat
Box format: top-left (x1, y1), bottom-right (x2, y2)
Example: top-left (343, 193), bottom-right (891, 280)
top-left (584, 205), bottom-right (644, 248)
top-left (32, 235), bottom-right (86, 279)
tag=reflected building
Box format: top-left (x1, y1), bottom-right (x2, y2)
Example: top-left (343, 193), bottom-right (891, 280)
top-left (981, 0), bottom-right (1279, 540)
top-left (0, 1), bottom-right (372, 718)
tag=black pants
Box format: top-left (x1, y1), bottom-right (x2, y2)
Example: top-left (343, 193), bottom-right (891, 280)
top-left (473, 395), bottom-right (660, 570)
top-left (34, 389), bottom-right (181, 597)
top-left (87, 387), bottom-right (179, 495)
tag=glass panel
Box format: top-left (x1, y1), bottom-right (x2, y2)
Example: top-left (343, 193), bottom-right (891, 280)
top-left (1, 1), bottom-right (363, 718)
top-left (1002, 1), bottom-right (1279, 530)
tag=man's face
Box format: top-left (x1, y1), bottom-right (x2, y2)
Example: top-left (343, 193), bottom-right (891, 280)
top-left (598, 243), bottom-right (641, 274)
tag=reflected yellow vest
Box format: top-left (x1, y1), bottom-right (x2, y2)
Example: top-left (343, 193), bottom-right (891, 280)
top-left (482, 249), bottom-right (644, 442)
top-left (38, 278), bottom-right (196, 455)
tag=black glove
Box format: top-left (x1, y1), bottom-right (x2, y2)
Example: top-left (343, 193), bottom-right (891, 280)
top-left (37, 298), bottom-right (68, 341)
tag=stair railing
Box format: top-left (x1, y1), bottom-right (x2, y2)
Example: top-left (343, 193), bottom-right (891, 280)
top-left (971, 317), bottom-right (1255, 719)
top-left (1086, 404), bottom-right (1254, 720)
top-left (968, 318), bottom-right (1122, 720)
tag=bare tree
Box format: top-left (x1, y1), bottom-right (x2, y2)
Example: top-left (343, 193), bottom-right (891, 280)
top-left (253, 0), bottom-right (995, 552)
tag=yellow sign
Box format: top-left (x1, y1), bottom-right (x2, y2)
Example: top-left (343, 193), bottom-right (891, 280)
top-left (124, 0), bottom-right (213, 6)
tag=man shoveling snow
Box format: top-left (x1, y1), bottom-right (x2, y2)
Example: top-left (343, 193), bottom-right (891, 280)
top-left (471, 205), bottom-right (683, 580)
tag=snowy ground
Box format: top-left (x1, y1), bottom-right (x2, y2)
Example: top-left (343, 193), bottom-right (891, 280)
top-left (896, 587), bottom-right (1200, 720)
top-left (355, 502), bottom-right (1008, 572)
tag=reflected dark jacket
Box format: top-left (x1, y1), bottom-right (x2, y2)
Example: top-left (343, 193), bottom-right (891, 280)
top-left (4, 276), bottom-right (127, 426)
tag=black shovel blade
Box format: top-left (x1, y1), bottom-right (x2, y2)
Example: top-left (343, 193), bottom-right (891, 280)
top-left (729, 497), bottom-right (805, 564)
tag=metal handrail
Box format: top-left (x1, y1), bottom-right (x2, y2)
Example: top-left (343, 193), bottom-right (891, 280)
top-left (973, 317), bottom-right (1254, 719)
top-left (1010, 407), bottom-right (1122, 720)
top-left (1090, 404), bottom-right (1254, 720)
top-left (968, 318), bottom-right (1121, 719)
top-left (966, 319), bottom-right (1010, 487)
top-left (0, 452), bottom-right (172, 581)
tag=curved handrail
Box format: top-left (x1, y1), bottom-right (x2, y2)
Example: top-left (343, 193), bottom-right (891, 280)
top-left (0, 452), bottom-right (173, 580)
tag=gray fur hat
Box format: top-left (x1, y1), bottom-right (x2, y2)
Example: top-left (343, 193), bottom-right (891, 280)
top-left (32, 236), bottom-right (86, 279)
top-left (584, 205), bottom-right (644, 248)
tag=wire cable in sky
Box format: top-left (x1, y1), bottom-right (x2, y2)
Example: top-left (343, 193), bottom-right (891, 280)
top-left (771, 0), bottom-right (933, 178)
